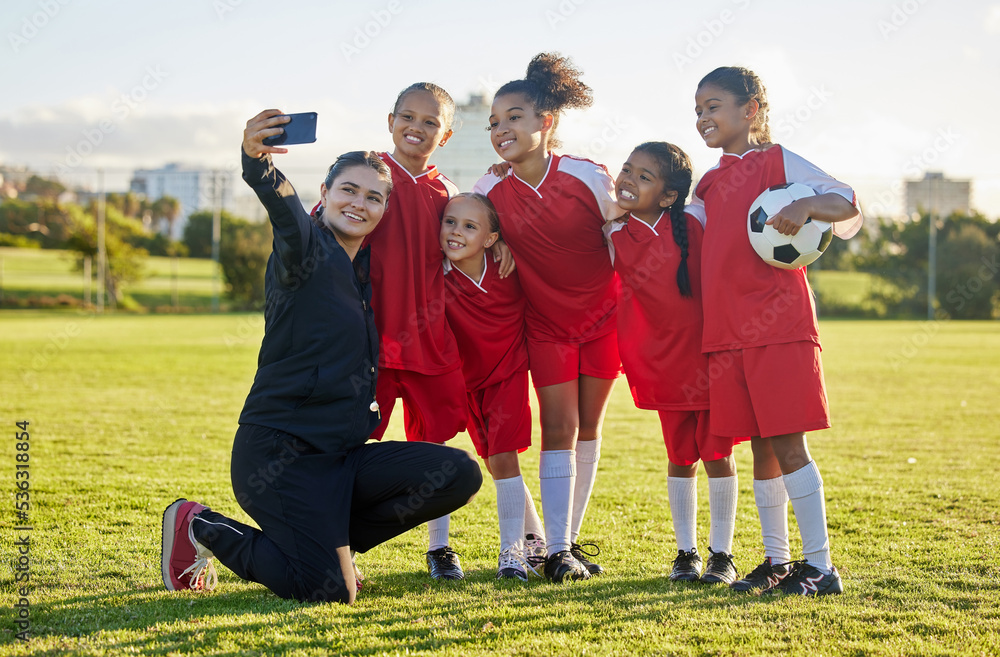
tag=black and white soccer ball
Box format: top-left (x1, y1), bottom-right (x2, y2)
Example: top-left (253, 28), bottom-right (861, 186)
top-left (747, 183), bottom-right (833, 270)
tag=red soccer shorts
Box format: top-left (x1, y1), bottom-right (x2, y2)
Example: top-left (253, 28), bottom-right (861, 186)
top-left (369, 367), bottom-right (468, 443)
top-left (527, 330), bottom-right (623, 388)
top-left (707, 341), bottom-right (831, 438)
top-left (465, 371), bottom-right (532, 460)
top-left (656, 409), bottom-right (738, 466)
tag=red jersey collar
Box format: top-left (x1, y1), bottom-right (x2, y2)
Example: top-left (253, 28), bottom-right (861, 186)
top-left (509, 153), bottom-right (556, 199)
top-left (628, 211), bottom-right (666, 235)
top-left (443, 254), bottom-right (490, 292)
top-left (382, 152), bottom-right (440, 184)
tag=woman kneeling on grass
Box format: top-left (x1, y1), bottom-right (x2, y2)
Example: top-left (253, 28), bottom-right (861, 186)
top-left (160, 109), bottom-right (482, 604)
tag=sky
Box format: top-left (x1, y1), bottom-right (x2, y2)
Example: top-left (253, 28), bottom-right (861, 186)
top-left (3, 0), bottom-right (999, 218)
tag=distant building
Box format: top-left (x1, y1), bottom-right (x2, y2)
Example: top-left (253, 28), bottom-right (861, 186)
top-left (129, 164), bottom-right (236, 239)
top-left (905, 172), bottom-right (971, 217)
top-left (433, 94), bottom-right (500, 193)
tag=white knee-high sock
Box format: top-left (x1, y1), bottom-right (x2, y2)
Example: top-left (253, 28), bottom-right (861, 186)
top-left (427, 515), bottom-right (450, 551)
top-left (708, 475), bottom-right (738, 554)
top-left (495, 476), bottom-right (526, 553)
top-left (754, 477), bottom-right (791, 562)
top-left (783, 461), bottom-right (832, 572)
top-left (570, 438), bottom-right (601, 543)
top-left (668, 476), bottom-right (698, 552)
top-left (523, 482), bottom-right (544, 538)
top-left (539, 450), bottom-right (575, 556)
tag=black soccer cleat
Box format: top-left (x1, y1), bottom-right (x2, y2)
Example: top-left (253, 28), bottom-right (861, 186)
top-left (730, 557), bottom-right (790, 593)
top-left (669, 549), bottom-right (703, 582)
top-left (766, 561), bottom-right (843, 596)
top-left (700, 547), bottom-right (738, 585)
top-left (570, 542), bottom-right (604, 576)
top-left (544, 550), bottom-right (591, 583)
top-left (425, 546), bottom-right (464, 580)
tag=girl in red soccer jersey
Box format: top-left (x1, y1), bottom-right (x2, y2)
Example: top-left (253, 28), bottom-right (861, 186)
top-left (605, 142), bottom-right (741, 585)
top-left (439, 192), bottom-right (542, 581)
top-left (351, 83), bottom-right (510, 581)
top-left (474, 53), bottom-right (623, 583)
top-left (689, 66), bottom-right (864, 596)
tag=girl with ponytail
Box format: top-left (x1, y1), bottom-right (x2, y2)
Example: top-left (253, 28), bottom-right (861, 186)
top-left (606, 141), bottom-right (744, 586)
top-left (474, 53), bottom-right (623, 583)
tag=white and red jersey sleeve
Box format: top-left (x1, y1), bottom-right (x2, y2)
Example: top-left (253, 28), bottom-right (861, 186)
top-left (607, 212), bottom-right (709, 410)
top-left (365, 153), bottom-right (459, 374)
top-left (443, 255), bottom-right (528, 391)
top-left (695, 145), bottom-right (863, 352)
top-left (474, 154), bottom-right (622, 344)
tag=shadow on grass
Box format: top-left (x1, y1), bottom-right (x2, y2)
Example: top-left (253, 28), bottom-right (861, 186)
top-left (26, 568), bottom-right (779, 655)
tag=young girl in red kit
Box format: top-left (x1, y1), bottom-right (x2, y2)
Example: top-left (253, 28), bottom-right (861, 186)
top-left (347, 83), bottom-right (510, 581)
top-left (690, 66), bottom-right (863, 595)
top-left (606, 142), bottom-right (741, 585)
top-left (474, 53), bottom-right (623, 583)
top-left (439, 192), bottom-right (540, 582)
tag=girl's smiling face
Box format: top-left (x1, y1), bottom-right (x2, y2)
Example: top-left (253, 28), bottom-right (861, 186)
top-left (388, 90), bottom-right (453, 168)
top-left (616, 149), bottom-right (675, 224)
top-left (488, 92), bottom-right (550, 163)
top-left (440, 196), bottom-right (498, 264)
top-left (695, 83), bottom-right (756, 154)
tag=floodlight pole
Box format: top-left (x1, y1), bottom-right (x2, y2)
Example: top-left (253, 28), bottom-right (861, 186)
top-left (211, 170), bottom-right (221, 314)
top-left (97, 169), bottom-right (106, 314)
top-left (84, 256), bottom-right (92, 307)
top-left (928, 211), bottom-right (937, 321)
top-left (926, 176), bottom-right (937, 321)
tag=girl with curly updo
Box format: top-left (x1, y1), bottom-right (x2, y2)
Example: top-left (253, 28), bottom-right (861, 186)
top-left (474, 53), bottom-right (623, 583)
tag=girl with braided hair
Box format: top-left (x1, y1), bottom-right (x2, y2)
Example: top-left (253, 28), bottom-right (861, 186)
top-left (605, 142), bottom-right (743, 585)
top-left (474, 53), bottom-right (623, 583)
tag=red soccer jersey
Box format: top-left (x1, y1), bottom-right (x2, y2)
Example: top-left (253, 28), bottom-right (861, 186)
top-left (606, 212), bottom-right (709, 410)
top-left (443, 255), bottom-right (528, 391)
top-left (365, 153), bottom-right (460, 374)
top-left (686, 146), bottom-right (863, 353)
top-left (473, 154), bottom-right (622, 343)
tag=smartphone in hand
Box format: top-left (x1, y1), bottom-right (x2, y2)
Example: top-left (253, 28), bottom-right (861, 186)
top-left (263, 112), bottom-right (318, 146)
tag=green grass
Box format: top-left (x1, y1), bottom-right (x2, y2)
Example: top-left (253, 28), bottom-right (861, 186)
top-left (812, 270), bottom-right (873, 308)
top-left (0, 247), bottom-right (221, 311)
top-left (1, 314), bottom-right (999, 656)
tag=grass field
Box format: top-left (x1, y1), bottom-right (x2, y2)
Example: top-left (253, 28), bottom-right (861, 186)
top-left (1, 313), bottom-right (999, 656)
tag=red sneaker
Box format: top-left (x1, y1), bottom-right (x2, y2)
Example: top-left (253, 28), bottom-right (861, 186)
top-left (161, 498), bottom-right (217, 591)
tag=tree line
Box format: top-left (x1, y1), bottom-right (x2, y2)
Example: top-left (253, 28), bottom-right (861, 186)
top-left (0, 174), bottom-right (270, 309)
top-left (1, 173), bottom-right (997, 318)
